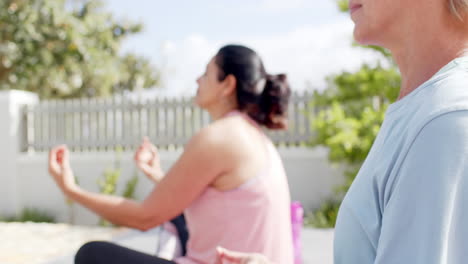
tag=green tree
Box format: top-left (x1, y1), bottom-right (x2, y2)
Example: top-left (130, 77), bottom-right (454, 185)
top-left (0, 0), bottom-right (159, 99)
top-left (308, 0), bottom-right (401, 227)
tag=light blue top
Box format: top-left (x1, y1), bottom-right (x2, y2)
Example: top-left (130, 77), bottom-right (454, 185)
top-left (334, 56), bottom-right (468, 264)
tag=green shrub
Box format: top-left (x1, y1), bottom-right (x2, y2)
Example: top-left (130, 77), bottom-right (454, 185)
top-left (1, 208), bottom-right (55, 223)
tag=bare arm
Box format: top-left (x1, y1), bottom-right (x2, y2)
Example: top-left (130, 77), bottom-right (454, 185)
top-left (49, 127), bottom-right (228, 230)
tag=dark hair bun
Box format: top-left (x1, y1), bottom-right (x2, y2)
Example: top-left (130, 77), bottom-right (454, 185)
top-left (257, 74), bottom-right (291, 129)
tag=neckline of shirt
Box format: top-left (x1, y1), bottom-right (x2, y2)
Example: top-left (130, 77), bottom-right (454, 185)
top-left (386, 56), bottom-right (468, 116)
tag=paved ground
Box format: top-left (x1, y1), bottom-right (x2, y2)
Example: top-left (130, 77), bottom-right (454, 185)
top-left (0, 223), bottom-right (334, 264)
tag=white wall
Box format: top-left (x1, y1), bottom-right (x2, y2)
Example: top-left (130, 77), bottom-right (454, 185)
top-left (16, 147), bottom-right (343, 225)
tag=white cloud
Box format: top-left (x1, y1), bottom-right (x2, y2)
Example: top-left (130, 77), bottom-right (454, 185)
top-left (259, 0), bottom-right (308, 12)
top-left (154, 34), bottom-right (221, 97)
top-left (242, 19), bottom-right (384, 91)
top-left (148, 18), bottom-right (384, 97)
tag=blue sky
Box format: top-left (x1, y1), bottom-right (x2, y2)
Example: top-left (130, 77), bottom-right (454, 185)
top-left (104, 0), bottom-right (381, 96)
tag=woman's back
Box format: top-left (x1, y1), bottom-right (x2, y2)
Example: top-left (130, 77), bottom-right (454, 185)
top-left (176, 112), bottom-right (294, 264)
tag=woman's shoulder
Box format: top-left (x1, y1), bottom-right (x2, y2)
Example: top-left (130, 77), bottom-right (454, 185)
top-left (188, 115), bottom-right (250, 151)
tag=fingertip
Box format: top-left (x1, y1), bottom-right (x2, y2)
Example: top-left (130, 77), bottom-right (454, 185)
top-left (150, 144), bottom-right (158, 153)
top-left (49, 146), bottom-right (58, 157)
top-left (216, 247), bottom-right (226, 262)
top-left (62, 145), bottom-right (70, 155)
top-left (216, 246), bottom-right (224, 254)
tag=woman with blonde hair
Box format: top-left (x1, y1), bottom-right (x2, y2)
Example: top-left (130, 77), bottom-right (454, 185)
top-left (219, 0), bottom-right (468, 263)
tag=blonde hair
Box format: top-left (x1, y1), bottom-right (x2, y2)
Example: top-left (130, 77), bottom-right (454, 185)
top-left (449, 0), bottom-right (468, 20)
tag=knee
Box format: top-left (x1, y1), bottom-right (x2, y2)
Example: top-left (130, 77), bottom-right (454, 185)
top-left (75, 241), bottom-right (107, 264)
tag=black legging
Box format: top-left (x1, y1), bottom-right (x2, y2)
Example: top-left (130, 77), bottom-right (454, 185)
top-left (75, 241), bottom-right (176, 264)
top-left (169, 214), bottom-right (189, 256)
top-left (75, 214), bottom-right (188, 264)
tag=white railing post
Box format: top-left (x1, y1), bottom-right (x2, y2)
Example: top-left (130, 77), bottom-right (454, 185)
top-left (0, 90), bottom-right (39, 216)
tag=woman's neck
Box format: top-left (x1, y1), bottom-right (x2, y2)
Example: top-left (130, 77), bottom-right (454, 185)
top-left (206, 99), bottom-right (238, 121)
top-left (390, 17), bottom-right (468, 100)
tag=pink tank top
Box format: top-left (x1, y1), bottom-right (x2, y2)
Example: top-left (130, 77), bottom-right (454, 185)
top-left (175, 112), bottom-right (294, 264)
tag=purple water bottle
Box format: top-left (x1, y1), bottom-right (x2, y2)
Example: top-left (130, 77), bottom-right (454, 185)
top-left (291, 201), bottom-right (303, 264)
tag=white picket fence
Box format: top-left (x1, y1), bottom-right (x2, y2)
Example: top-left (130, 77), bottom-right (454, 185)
top-left (21, 92), bottom-right (315, 152)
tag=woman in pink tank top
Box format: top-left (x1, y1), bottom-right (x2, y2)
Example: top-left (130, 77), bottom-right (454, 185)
top-left (48, 44), bottom-right (294, 264)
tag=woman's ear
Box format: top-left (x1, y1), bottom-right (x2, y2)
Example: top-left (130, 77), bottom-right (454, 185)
top-left (221, 74), bottom-right (237, 96)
